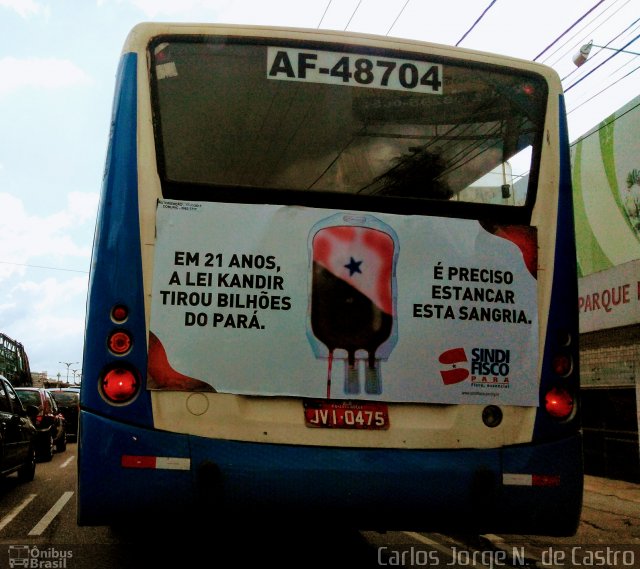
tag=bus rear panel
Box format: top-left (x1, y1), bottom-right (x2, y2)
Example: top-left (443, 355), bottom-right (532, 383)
top-left (78, 24), bottom-right (582, 535)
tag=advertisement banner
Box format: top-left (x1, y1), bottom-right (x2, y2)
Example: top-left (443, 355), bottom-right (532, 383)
top-left (148, 200), bottom-right (539, 406)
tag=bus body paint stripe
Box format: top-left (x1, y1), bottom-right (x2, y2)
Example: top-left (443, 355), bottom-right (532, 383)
top-left (503, 473), bottom-right (561, 487)
top-left (121, 455), bottom-right (190, 470)
top-left (503, 473), bottom-right (532, 486)
top-left (122, 455), bottom-right (156, 468)
top-left (156, 457), bottom-right (191, 470)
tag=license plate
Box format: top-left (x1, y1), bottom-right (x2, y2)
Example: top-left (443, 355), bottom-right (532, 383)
top-left (303, 400), bottom-right (390, 430)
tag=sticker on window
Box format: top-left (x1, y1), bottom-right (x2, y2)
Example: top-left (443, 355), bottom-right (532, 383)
top-left (267, 47), bottom-right (443, 94)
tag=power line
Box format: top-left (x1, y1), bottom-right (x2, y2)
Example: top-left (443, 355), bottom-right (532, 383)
top-left (533, 0), bottom-right (606, 61)
top-left (541, 0), bottom-right (631, 67)
top-left (565, 32), bottom-right (640, 91)
top-left (386, 0), bottom-right (411, 35)
top-left (317, 0), bottom-right (331, 28)
top-left (344, 0), bottom-right (363, 31)
top-left (567, 65), bottom-right (640, 117)
top-left (601, 41), bottom-right (640, 77)
top-left (569, 98), bottom-right (640, 144)
top-left (455, 0), bottom-right (498, 47)
top-left (560, 15), bottom-right (640, 82)
top-left (0, 260), bottom-right (88, 274)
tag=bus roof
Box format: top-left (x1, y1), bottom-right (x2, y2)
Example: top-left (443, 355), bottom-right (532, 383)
top-left (122, 21), bottom-right (562, 89)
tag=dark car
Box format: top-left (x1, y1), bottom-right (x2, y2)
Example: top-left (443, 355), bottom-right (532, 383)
top-left (0, 375), bottom-right (37, 481)
top-left (15, 387), bottom-right (66, 461)
top-left (48, 388), bottom-right (79, 440)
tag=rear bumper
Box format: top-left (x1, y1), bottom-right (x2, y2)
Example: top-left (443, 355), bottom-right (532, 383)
top-left (34, 427), bottom-right (61, 450)
top-left (77, 410), bottom-right (583, 534)
top-left (63, 416), bottom-right (78, 436)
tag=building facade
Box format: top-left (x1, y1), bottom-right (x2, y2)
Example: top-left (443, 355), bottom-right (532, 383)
top-left (571, 94), bottom-right (640, 482)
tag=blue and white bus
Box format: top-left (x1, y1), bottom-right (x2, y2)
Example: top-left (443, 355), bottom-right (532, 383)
top-left (78, 23), bottom-right (582, 535)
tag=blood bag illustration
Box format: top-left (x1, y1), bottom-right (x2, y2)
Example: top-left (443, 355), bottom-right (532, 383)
top-left (307, 213), bottom-right (398, 398)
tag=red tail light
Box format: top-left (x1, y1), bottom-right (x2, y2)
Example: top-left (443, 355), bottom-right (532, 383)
top-left (545, 387), bottom-right (574, 419)
top-left (111, 304), bottom-right (129, 323)
top-left (552, 353), bottom-right (572, 376)
top-left (101, 368), bottom-right (139, 403)
top-left (108, 330), bottom-right (132, 355)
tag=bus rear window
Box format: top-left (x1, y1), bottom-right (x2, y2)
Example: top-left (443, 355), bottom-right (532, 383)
top-left (150, 39), bottom-right (547, 208)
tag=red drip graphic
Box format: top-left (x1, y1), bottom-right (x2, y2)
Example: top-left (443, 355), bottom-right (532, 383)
top-left (147, 332), bottom-right (215, 391)
top-left (481, 222), bottom-right (538, 278)
top-left (326, 351), bottom-right (333, 399)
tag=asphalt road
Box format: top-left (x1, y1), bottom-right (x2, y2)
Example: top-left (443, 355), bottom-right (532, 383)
top-left (0, 443), bottom-right (638, 568)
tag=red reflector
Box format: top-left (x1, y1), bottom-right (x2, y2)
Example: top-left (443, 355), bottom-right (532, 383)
top-left (557, 329), bottom-right (572, 347)
top-left (552, 354), bottom-right (572, 376)
top-left (111, 304), bottom-right (128, 322)
top-left (532, 474), bottom-right (561, 487)
top-left (108, 331), bottom-right (132, 354)
top-left (545, 387), bottom-right (574, 419)
top-left (122, 455), bottom-right (156, 469)
top-left (102, 368), bottom-right (139, 403)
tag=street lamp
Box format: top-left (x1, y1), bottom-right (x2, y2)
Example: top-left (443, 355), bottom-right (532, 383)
top-left (71, 369), bottom-right (82, 385)
top-left (573, 40), bottom-right (640, 67)
top-left (59, 361), bottom-right (79, 385)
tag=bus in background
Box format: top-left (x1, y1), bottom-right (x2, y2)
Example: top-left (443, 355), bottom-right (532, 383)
top-left (0, 332), bottom-right (33, 387)
top-left (78, 23), bottom-right (582, 535)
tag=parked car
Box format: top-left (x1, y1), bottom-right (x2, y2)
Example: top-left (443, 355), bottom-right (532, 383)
top-left (0, 375), bottom-right (37, 481)
top-left (14, 387), bottom-right (66, 461)
top-left (48, 388), bottom-right (79, 440)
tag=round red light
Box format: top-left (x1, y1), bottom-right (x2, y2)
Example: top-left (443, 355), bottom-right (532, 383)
top-left (111, 305), bottom-right (128, 322)
top-left (552, 354), bottom-right (572, 376)
top-left (557, 330), bottom-right (571, 347)
top-left (102, 368), bottom-right (138, 403)
top-left (545, 387), bottom-right (574, 419)
top-left (108, 331), bottom-right (132, 355)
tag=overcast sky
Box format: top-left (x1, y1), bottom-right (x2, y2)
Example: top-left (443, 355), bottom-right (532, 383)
top-left (0, 0), bottom-right (638, 382)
